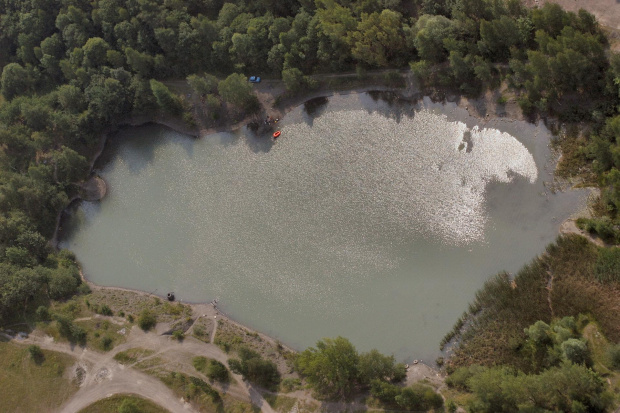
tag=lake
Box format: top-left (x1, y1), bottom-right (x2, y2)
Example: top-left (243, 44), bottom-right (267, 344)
top-left (59, 93), bottom-right (587, 361)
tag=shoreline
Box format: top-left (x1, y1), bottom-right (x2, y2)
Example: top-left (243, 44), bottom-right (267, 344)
top-left (59, 77), bottom-right (593, 368)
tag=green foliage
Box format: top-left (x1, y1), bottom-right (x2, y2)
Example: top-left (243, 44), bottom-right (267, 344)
top-left (118, 398), bottom-right (140, 413)
top-left (100, 335), bottom-right (113, 351)
top-left (137, 310), bottom-right (156, 331)
top-left (463, 362), bottom-right (611, 413)
top-left (594, 247), bottom-right (620, 283)
top-left (217, 73), bottom-right (258, 112)
top-left (394, 383), bottom-right (443, 411)
top-left (607, 344), bottom-right (620, 369)
top-left (370, 380), bottom-right (443, 411)
top-left (27, 345), bottom-right (44, 364)
top-left (576, 217), bottom-right (619, 244)
top-left (150, 80), bottom-right (183, 116)
top-left (1, 63), bottom-right (33, 100)
top-left (227, 346), bottom-right (279, 390)
top-left (296, 336), bottom-right (359, 399)
top-left (53, 314), bottom-right (86, 345)
top-left (36, 306), bottom-right (50, 321)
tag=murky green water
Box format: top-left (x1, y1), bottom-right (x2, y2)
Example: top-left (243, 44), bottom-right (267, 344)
top-left (60, 93), bottom-right (586, 361)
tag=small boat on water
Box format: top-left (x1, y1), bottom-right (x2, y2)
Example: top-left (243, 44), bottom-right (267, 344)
top-left (273, 130), bottom-right (281, 139)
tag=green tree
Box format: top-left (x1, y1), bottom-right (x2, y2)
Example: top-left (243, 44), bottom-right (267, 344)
top-left (296, 336), bottom-right (359, 399)
top-left (150, 80), bottom-right (183, 115)
top-left (1, 63), bottom-right (33, 100)
top-left (412, 15), bottom-right (454, 63)
top-left (358, 349), bottom-right (405, 386)
top-left (82, 37), bottom-right (110, 68)
top-left (348, 10), bottom-right (407, 67)
top-left (217, 73), bottom-right (258, 112)
top-left (561, 338), bottom-right (589, 365)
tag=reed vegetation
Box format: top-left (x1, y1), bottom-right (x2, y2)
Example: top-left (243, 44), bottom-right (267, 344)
top-left (447, 234), bottom-right (620, 371)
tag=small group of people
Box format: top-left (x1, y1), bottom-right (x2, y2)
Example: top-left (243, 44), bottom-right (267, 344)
top-left (264, 116), bottom-right (279, 125)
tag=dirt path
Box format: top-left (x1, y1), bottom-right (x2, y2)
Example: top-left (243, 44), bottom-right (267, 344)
top-left (9, 321), bottom-right (277, 413)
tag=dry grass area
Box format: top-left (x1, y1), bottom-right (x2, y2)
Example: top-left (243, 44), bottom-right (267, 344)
top-left (191, 316), bottom-right (214, 342)
top-left (78, 394), bottom-right (169, 413)
top-left (447, 234), bottom-right (620, 372)
top-left (0, 342), bottom-right (78, 412)
top-left (214, 319), bottom-right (296, 376)
top-left (86, 288), bottom-right (193, 324)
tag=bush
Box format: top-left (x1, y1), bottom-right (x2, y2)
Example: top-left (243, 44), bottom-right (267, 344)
top-left (281, 377), bottom-right (302, 392)
top-left (576, 217), bottom-right (619, 243)
top-left (137, 310), bottom-right (156, 331)
top-left (36, 305), bottom-right (50, 321)
top-left (205, 359), bottom-right (229, 382)
top-left (98, 304), bottom-right (113, 316)
top-left (608, 344), bottom-right (620, 369)
top-left (54, 314), bottom-right (87, 345)
top-left (446, 365), bottom-right (484, 391)
top-left (27, 345), bottom-right (44, 364)
top-left (393, 384), bottom-right (443, 411)
top-left (100, 336), bottom-right (113, 351)
top-left (172, 330), bottom-right (184, 341)
top-left (77, 283), bottom-right (91, 295)
top-left (227, 346), bottom-right (280, 390)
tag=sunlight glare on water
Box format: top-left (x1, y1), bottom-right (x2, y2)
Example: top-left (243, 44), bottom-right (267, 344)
top-left (60, 94), bottom-right (585, 361)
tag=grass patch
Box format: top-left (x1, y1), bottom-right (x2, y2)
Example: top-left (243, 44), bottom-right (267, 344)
top-left (264, 394), bottom-right (297, 412)
top-left (74, 318), bottom-right (127, 351)
top-left (192, 356), bottom-right (230, 383)
top-left (78, 393), bottom-right (168, 413)
top-left (113, 348), bottom-right (155, 365)
top-left (0, 342), bottom-right (78, 412)
top-left (134, 356), bottom-right (164, 372)
top-left (160, 371), bottom-right (223, 410)
top-left (553, 130), bottom-right (594, 181)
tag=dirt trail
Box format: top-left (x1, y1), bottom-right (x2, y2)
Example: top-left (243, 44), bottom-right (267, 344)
top-left (9, 322), bottom-right (276, 413)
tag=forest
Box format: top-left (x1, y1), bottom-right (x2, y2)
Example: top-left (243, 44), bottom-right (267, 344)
top-left (1, 0), bottom-right (620, 409)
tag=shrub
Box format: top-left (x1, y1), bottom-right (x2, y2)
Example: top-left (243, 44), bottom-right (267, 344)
top-left (172, 330), bottom-right (184, 341)
top-left (27, 345), bottom-right (44, 364)
top-left (445, 365), bottom-right (484, 391)
top-left (608, 344), bottom-right (620, 369)
top-left (205, 359), bottom-right (229, 382)
top-left (54, 314), bottom-right (87, 345)
top-left (100, 336), bottom-right (113, 351)
top-left (36, 306), bottom-right (50, 321)
top-left (77, 283), bottom-right (91, 295)
top-left (281, 378), bottom-right (302, 392)
top-left (561, 338), bottom-right (590, 365)
top-left (394, 384), bottom-right (443, 411)
top-left (98, 304), bottom-right (113, 316)
top-left (137, 310), bottom-right (156, 331)
top-left (228, 346), bottom-right (279, 389)
top-left (193, 356), bottom-right (207, 372)
top-left (594, 247), bottom-right (620, 283)
top-left (576, 217), bottom-right (619, 243)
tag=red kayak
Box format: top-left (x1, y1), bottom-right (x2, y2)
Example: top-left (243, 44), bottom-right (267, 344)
top-left (273, 130), bottom-right (281, 139)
